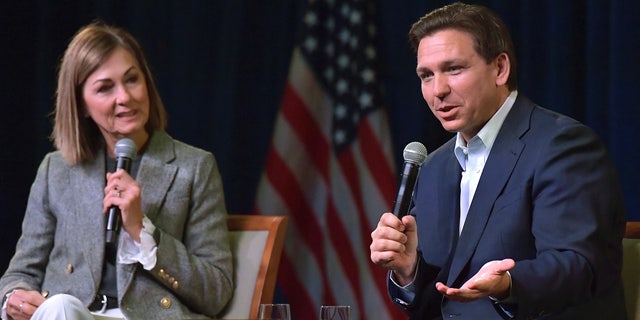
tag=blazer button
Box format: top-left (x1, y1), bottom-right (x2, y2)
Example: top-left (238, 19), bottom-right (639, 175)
top-left (172, 280), bottom-right (179, 290)
top-left (66, 264), bottom-right (74, 274)
top-left (158, 269), bottom-right (166, 277)
top-left (160, 297), bottom-right (172, 309)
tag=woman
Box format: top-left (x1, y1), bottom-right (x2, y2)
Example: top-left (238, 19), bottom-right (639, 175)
top-left (0, 22), bottom-right (233, 319)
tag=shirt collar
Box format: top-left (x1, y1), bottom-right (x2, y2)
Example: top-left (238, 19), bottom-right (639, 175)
top-left (454, 90), bottom-right (518, 169)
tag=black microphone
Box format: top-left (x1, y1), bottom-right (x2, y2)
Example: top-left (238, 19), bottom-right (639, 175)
top-left (106, 138), bottom-right (138, 243)
top-left (392, 141), bottom-right (428, 218)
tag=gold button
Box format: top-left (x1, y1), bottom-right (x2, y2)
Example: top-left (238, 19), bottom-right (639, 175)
top-left (66, 264), bottom-right (74, 274)
top-left (158, 269), bottom-right (165, 276)
top-left (168, 276), bottom-right (175, 284)
top-left (172, 280), bottom-right (179, 290)
top-left (160, 297), bottom-right (171, 309)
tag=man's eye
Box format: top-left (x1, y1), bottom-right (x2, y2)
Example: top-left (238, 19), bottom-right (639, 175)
top-left (418, 73), bottom-right (433, 81)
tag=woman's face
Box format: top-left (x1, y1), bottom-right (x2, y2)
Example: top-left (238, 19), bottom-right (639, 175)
top-left (82, 47), bottom-right (150, 154)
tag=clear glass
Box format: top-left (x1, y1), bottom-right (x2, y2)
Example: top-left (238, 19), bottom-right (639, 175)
top-left (258, 303), bottom-right (291, 320)
top-left (319, 305), bottom-right (351, 320)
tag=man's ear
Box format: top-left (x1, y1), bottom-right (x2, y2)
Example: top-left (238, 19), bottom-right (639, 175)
top-left (494, 53), bottom-right (510, 86)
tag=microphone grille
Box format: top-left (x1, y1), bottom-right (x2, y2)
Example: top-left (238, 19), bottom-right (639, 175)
top-left (403, 141), bottom-right (427, 165)
top-left (114, 138), bottom-right (138, 159)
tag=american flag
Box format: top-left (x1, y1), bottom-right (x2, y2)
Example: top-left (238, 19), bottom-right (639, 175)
top-left (254, 0), bottom-right (404, 319)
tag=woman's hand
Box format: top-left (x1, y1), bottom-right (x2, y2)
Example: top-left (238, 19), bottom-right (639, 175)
top-left (104, 169), bottom-right (144, 242)
top-left (5, 289), bottom-right (46, 320)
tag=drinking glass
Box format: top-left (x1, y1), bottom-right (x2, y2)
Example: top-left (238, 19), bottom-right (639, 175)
top-left (258, 303), bottom-right (291, 320)
top-left (319, 305), bottom-right (351, 320)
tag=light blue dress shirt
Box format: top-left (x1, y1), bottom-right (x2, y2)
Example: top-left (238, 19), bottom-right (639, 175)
top-left (390, 91), bottom-right (518, 304)
top-left (454, 91), bottom-right (517, 234)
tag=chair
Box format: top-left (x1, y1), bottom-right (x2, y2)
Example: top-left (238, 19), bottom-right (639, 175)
top-left (623, 221), bottom-right (640, 320)
top-left (218, 214), bottom-right (288, 320)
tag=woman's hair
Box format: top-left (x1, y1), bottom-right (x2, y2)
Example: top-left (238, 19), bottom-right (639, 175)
top-left (51, 21), bottom-right (167, 164)
top-left (408, 2), bottom-right (518, 90)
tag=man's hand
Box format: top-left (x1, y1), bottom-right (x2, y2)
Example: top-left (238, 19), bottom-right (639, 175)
top-left (370, 212), bottom-right (419, 285)
top-left (435, 258), bottom-right (515, 302)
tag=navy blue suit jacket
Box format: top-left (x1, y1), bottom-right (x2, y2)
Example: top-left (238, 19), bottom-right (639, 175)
top-left (393, 95), bottom-right (626, 319)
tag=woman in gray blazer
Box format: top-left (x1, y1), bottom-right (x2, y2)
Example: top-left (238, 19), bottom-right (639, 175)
top-left (0, 22), bottom-right (233, 320)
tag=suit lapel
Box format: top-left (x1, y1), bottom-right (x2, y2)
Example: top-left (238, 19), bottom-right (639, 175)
top-left (438, 148), bottom-right (463, 259)
top-left (446, 98), bottom-right (532, 285)
top-left (117, 131), bottom-right (178, 297)
top-left (137, 131), bottom-right (178, 221)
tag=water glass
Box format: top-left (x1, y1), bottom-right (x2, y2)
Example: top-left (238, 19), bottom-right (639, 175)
top-left (319, 305), bottom-right (351, 320)
top-left (258, 303), bottom-right (291, 320)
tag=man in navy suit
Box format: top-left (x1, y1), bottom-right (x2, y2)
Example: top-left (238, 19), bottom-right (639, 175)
top-left (370, 3), bottom-right (626, 319)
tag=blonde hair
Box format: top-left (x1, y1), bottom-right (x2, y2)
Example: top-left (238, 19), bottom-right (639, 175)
top-left (51, 21), bottom-right (167, 164)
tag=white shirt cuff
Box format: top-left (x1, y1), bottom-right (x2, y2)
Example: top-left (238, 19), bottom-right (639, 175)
top-left (389, 261), bottom-right (420, 304)
top-left (2, 290), bottom-right (15, 320)
top-left (118, 216), bottom-right (158, 270)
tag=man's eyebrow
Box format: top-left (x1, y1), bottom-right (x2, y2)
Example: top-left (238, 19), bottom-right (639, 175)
top-left (416, 59), bottom-right (463, 73)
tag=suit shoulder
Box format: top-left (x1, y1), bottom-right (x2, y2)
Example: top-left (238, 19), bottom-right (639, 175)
top-left (530, 104), bottom-right (587, 130)
top-left (37, 150), bottom-right (72, 171)
top-left (425, 137), bottom-right (456, 163)
top-left (171, 139), bottom-right (214, 159)
top-left (151, 131), bottom-right (216, 161)
top-left (529, 105), bottom-right (601, 143)
top-left (161, 134), bottom-right (218, 169)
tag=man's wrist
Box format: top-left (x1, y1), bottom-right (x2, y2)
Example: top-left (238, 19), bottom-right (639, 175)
top-left (391, 258), bottom-right (420, 288)
top-left (490, 271), bottom-right (512, 302)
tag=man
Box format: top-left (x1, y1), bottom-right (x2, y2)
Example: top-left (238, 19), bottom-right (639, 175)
top-left (370, 3), bottom-right (626, 319)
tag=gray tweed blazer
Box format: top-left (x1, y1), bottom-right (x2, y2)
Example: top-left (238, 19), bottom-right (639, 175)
top-left (0, 131), bottom-right (233, 319)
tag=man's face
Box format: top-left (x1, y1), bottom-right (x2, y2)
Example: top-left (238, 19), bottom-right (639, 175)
top-left (416, 29), bottom-right (509, 142)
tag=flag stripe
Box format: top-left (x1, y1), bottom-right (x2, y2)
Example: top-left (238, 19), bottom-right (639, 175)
top-left (278, 251), bottom-right (317, 319)
top-left (280, 83), bottom-right (330, 178)
top-left (262, 145), bottom-right (330, 290)
top-left (336, 129), bottom-right (402, 318)
top-left (254, 1), bottom-right (406, 319)
top-left (324, 196), bottom-right (365, 314)
top-left (260, 144), bottom-right (340, 308)
top-left (280, 74), bottom-right (371, 319)
top-left (359, 119), bottom-right (397, 206)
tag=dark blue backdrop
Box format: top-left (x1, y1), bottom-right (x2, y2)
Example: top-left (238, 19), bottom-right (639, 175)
top-left (1, 0), bottom-right (638, 274)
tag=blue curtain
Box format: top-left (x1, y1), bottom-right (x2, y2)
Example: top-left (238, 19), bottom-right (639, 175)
top-left (1, 0), bottom-right (638, 273)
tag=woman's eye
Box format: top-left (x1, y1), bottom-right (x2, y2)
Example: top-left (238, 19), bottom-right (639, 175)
top-left (126, 75), bottom-right (139, 84)
top-left (97, 85), bottom-right (112, 93)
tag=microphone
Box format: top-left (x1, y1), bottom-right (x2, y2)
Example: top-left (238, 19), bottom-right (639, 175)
top-left (106, 138), bottom-right (138, 243)
top-left (392, 141), bottom-right (428, 218)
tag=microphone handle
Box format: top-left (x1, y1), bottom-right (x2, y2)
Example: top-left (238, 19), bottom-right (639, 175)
top-left (105, 157), bottom-right (133, 243)
top-left (392, 162), bottom-right (420, 218)
top-left (105, 206), bottom-right (121, 243)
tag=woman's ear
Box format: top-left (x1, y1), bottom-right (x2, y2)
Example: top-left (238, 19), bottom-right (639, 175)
top-left (80, 102), bottom-right (90, 118)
